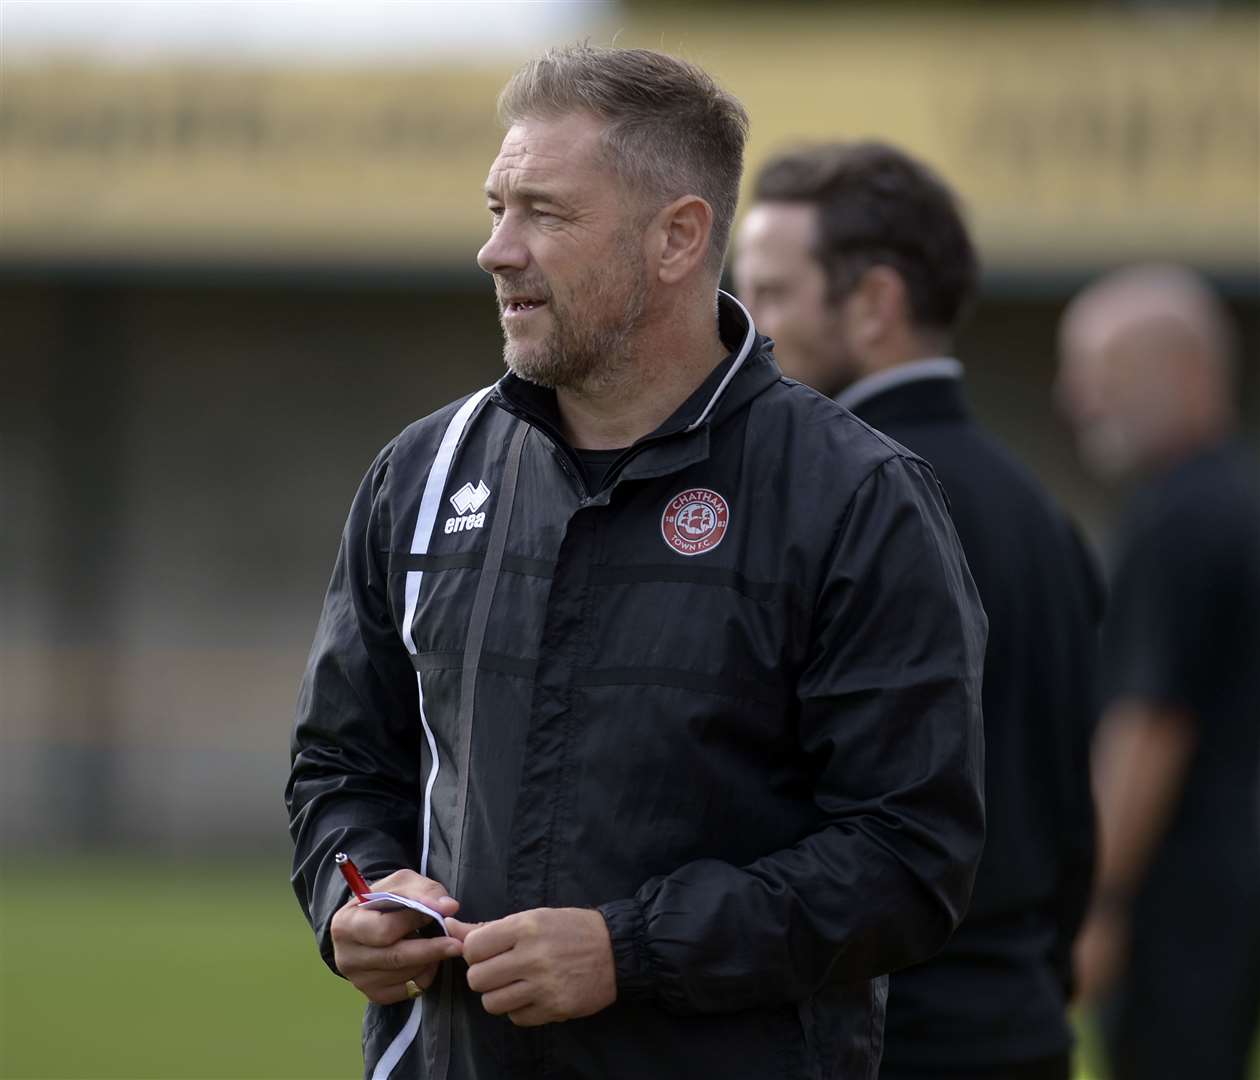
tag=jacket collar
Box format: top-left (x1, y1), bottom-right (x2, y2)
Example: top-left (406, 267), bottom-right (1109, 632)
top-left (491, 290), bottom-right (778, 467)
top-left (835, 358), bottom-right (963, 412)
top-left (844, 371), bottom-right (971, 431)
top-left (646, 290), bottom-right (779, 437)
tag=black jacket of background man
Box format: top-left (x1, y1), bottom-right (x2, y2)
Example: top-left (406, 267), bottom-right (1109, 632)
top-left (1098, 439), bottom-right (1260, 1080)
top-left (850, 374), bottom-right (1100, 1073)
top-left (287, 295), bottom-right (987, 1080)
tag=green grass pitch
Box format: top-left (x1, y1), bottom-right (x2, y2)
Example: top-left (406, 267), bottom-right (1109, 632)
top-left (1, 857), bottom-right (1253, 1078)
top-left (0, 857), bottom-right (363, 1079)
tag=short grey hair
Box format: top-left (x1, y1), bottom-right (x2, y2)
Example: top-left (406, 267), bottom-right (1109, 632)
top-left (498, 44), bottom-right (750, 274)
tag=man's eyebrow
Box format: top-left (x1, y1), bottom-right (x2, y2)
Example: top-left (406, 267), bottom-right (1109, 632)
top-left (484, 185), bottom-right (572, 209)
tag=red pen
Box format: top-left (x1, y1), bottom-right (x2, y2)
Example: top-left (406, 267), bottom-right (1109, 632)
top-left (335, 851), bottom-right (371, 902)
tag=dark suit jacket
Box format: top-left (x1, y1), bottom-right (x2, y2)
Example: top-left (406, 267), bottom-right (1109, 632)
top-left (850, 376), bottom-right (1101, 1071)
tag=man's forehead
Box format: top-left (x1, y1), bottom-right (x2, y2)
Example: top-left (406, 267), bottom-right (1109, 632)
top-left (741, 202), bottom-right (817, 249)
top-left (737, 202), bottom-right (819, 269)
top-left (484, 113), bottom-right (609, 194)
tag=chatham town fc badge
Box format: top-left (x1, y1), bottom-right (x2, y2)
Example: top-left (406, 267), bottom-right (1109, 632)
top-left (661, 488), bottom-right (729, 556)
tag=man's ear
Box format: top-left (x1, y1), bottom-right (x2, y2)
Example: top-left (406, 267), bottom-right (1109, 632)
top-left (651, 195), bottom-right (714, 285)
top-left (849, 265), bottom-right (909, 344)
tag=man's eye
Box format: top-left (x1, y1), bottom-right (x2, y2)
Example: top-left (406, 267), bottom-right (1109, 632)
top-left (488, 206), bottom-right (504, 221)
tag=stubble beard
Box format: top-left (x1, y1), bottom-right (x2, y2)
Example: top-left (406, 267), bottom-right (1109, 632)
top-left (498, 239), bottom-right (650, 393)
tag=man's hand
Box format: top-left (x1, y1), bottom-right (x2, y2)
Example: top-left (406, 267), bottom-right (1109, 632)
top-left (1072, 905), bottom-right (1131, 1004)
top-left (331, 869), bottom-right (463, 1005)
top-left (449, 907), bottom-right (617, 1027)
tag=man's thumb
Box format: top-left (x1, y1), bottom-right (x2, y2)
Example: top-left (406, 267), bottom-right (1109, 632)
top-left (445, 916), bottom-right (483, 942)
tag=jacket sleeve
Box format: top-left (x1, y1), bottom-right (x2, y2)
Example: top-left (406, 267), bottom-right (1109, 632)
top-left (599, 454), bottom-right (987, 1013)
top-left (286, 440), bottom-right (424, 974)
top-left (1051, 523), bottom-right (1103, 994)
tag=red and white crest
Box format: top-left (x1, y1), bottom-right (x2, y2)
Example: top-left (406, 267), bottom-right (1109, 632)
top-left (661, 488), bottom-right (730, 557)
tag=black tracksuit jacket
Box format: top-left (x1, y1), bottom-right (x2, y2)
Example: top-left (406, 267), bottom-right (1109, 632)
top-left (287, 294), bottom-right (987, 1080)
top-left (851, 377), bottom-right (1100, 1073)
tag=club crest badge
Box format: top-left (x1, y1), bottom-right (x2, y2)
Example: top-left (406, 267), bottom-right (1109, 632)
top-left (661, 488), bottom-right (729, 557)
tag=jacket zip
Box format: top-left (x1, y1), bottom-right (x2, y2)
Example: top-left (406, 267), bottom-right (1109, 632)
top-left (492, 393), bottom-right (705, 501)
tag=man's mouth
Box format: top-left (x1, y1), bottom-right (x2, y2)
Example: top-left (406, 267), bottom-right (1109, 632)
top-left (502, 296), bottom-right (547, 313)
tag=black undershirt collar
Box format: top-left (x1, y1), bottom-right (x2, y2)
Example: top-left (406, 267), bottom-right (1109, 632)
top-left (572, 445), bottom-right (627, 493)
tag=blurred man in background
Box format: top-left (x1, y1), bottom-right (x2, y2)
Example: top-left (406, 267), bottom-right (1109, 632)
top-left (290, 50), bottom-right (987, 1080)
top-left (735, 141), bottom-right (1101, 1080)
top-left (1058, 264), bottom-right (1260, 1080)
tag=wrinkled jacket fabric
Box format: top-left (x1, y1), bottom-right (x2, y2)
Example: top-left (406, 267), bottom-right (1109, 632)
top-left (288, 295), bottom-right (987, 1080)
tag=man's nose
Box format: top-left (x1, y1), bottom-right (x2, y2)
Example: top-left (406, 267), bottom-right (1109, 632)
top-left (477, 217), bottom-right (529, 275)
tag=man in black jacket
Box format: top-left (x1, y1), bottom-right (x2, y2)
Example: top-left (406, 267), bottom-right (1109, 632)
top-left (735, 142), bottom-right (1099, 1080)
top-left (1058, 265), bottom-right (1260, 1080)
top-left (289, 50), bottom-right (986, 1080)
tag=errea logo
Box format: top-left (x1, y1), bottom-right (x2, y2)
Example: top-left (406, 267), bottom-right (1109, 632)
top-left (445, 480), bottom-right (491, 534)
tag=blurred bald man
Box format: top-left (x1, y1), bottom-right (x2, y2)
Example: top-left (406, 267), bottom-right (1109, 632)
top-left (1059, 264), bottom-right (1260, 1080)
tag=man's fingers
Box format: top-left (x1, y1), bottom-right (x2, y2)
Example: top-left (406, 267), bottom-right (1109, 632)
top-left (480, 979), bottom-right (534, 1018)
top-left (410, 965), bottom-right (441, 992)
top-left (460, 915), bottom-right (523, 964)
top-left (336, 904), bottom-right (426, 948)
top-left (364, 985), bottom-right (408, 1006)
top-left (380, 936), bottom-right (462, 973)
top-left (338, 935), bottom-right (462, 979)
top-left (354, 958), bottom-right (443, 994)
top-left (363, 979), bottom-right (430, 1007)
top-left (369, 870), bottom-right (460, 916)
top-left (506, 1006), bottom-right (550, 1028)
top-left (457, 907), bottom-right (616, 1027)
top-left (343, 940), bottom-right (462, 1003)
top-left (444, 917), bottom-right (485, 943)
top-left (465, 950), bottom-right (526, 994)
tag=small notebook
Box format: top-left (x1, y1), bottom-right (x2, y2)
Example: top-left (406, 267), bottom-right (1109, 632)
top-left (357, 891), bottom-right (449, 935)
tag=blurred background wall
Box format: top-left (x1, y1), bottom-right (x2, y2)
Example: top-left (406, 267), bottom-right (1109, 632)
top-left (2, 0), bottom-right (1257, 858)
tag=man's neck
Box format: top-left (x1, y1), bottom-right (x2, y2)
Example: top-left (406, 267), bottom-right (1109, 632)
top-left (557, 293), bottom-right (728, 450)
top-left (852, 327), bottom-right (952, 380)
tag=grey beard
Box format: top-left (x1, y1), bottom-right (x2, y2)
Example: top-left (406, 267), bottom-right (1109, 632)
top-left (502, 265), bottom-right (649, 392)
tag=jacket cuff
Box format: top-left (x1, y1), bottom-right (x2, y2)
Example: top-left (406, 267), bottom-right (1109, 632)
top-left (313, 859), bottom-right (401, 977)
top-left (598, 898), bottom-right (655, 1004)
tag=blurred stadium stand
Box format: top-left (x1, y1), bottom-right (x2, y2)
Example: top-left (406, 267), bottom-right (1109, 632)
top-left (1, 2), bottom-right (1256, 854)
